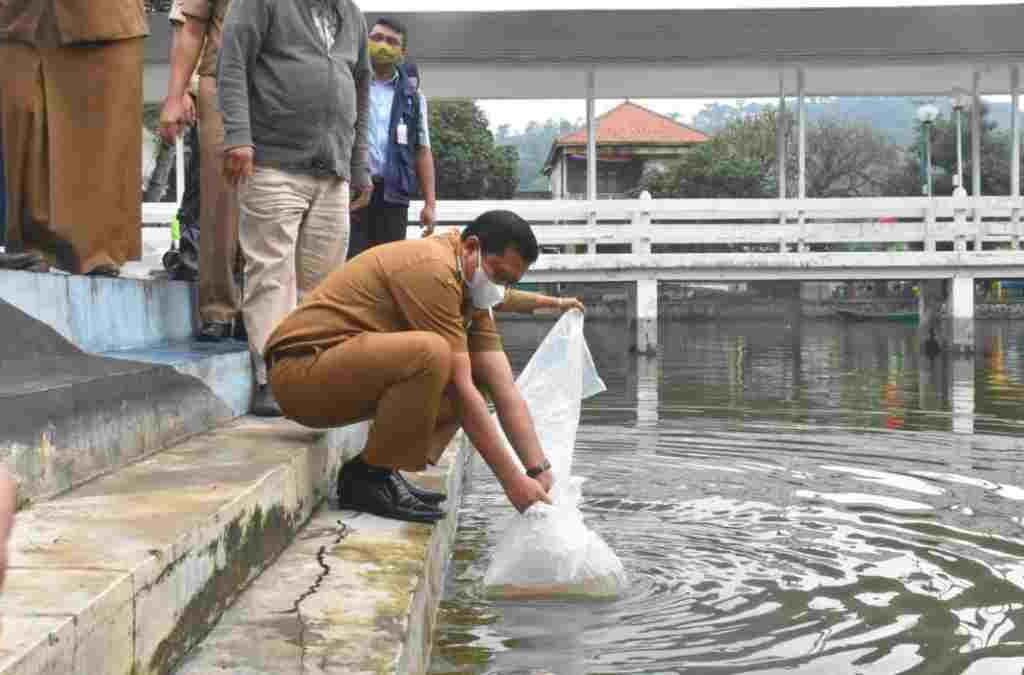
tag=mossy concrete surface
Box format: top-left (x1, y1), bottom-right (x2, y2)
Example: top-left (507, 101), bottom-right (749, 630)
top-left (0, 417), bottom-right (369, 675)
top-left (175, 437), bottom-right (473, 675)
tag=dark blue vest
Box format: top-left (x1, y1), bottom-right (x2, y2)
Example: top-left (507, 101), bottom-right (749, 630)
top-left (381, 66), bottom-right (421, 207)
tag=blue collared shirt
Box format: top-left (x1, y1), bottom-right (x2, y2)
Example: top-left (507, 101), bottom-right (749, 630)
top-left (368, 74), bottom-right (431, 179)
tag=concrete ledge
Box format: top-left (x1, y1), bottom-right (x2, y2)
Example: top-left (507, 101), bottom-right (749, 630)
top-left (0, 269), bottom-right (198, 354)
top-left (104, 340), bottom-right (254, 420)
top-left (1, 289), bottom-right (253, 503)
top-left (174, 434), bottom-right (474, 675)
top-left (3, 343), bottom-right (253, 503)
top-left (0, 417), bottom-right (369, 675)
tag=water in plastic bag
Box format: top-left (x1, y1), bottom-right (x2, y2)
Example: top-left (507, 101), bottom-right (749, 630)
top-left (482, 310), bottom-right (629, 600)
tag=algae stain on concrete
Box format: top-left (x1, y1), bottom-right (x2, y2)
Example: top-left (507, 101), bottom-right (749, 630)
top-left (144, 503), bottom-right (301, 674)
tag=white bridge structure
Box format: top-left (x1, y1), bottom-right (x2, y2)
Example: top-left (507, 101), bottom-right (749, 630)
top-left (141, 2), bottom-right (1024, 354)
top-left (412, 196), bottom-right (1024, 353)
top-left (143, 195), bottom-right (1024, 353)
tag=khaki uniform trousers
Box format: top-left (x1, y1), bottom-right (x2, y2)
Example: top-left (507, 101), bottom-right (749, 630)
top-left (269, 331), bottom-right (460, 471)
top-left (197, 76), bottom-right (241, 325)
top-left (238, 166), bottom-right (349, 384)
top-left (0, 38), bottom-right (142, 274)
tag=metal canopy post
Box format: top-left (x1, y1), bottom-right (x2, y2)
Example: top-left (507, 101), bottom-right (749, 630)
top-left (972, 70), bottom-right (982, 197)
top-left (1012, 65), bottom-right (1020, 198)
top-left (797, 67), bottom-right (806, 199)
top-left (777, 72), bottom-right (787, 199)
top-left (586, 69), bottom-right (597, 204)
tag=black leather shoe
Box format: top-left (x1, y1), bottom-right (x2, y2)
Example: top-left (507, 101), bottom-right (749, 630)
top-left (337, 458), bottom-right (445, 523)
top-left (251, 384), bottom-right (282, 417)
top-left (394, 471), bottom-right (446, 505)
top-left (197, 321), bottom-right (232, 342)
top-left (0, 251), bottom-right (47, 271)
top-left (85, 264), bottom-right (120, 277)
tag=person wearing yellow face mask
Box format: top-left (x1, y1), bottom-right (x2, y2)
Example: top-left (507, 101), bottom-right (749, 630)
top-left (347, 17), bottom-right (438, 260)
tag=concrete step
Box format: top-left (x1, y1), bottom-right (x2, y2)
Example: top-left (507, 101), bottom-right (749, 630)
top-left (0, 269), bottom-right (198, 354)
top-left (2, 326), bottom-right (254, 502)
top-left (0, 416), bottom-right (370, 675)
top-left (1, 270), bottom-right (253, 503)
top-left (173, 439), bottom-right (472, 675)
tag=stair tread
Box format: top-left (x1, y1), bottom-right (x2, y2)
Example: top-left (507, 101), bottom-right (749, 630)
top-left (0, 416), bottom-right (351, 675)
top-left (175, 444), bottom-right (466, 675)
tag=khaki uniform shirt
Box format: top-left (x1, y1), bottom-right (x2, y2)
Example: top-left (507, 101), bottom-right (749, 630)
top-left (176, 0), bottom-right (230, 77)
top-left (0, 0), bottom-right (147, 46)
top-left (266, 231), bottom-right (544, 359)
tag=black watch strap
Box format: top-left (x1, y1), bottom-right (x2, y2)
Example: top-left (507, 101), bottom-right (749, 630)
top-left (525, 458), bottom-right (551, 478)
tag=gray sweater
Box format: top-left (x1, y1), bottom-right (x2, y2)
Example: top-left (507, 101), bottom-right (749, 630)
top-left (218, 0), bottom-right (370, 187)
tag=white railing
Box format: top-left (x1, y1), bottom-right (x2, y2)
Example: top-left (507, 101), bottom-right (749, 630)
top-left (142, 195), bottom-right (1024, 281)
top-left (400, 196), bottom-right (1024, 254)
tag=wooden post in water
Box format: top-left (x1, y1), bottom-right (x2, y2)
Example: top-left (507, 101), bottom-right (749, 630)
top-left (918, 279), bottom-right (945, 354)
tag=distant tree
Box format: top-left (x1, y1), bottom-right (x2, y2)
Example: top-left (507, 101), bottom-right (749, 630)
top-left (487, 145), bottom-right (520, 199)
top-left (692, 100), bottom-right (764, 134)
top-left (496, 117), bottom-right (580, 193)
top-left (644, 108), bottom-right (902, 198)
top-left (891, 102), bottom-right (1021, 196)
top-left (642, 108), bottom-right (781, 198)
top-left (429, 99), bottom-right (519, 199)
top-left (797, 118), bottom-right (902, 197)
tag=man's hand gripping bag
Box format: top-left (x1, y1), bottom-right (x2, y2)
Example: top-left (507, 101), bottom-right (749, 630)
top-left (482, 311), bottom-right (628, 600)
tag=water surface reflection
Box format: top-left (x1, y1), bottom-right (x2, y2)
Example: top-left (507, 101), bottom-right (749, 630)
top-left (430, 319), bottom-right (1024, 675)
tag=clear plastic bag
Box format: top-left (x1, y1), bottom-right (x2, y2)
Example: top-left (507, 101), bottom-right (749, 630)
top-left (482, 310), bottom-right (629, 599)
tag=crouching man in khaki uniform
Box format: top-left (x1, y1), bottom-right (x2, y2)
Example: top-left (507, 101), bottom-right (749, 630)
top-left (265, 210), bottom-right (583, 522)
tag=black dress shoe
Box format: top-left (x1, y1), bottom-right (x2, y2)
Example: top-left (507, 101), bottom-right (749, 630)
top-left (251, 384), bottom-right (282, 417)
top-left (197, 321), bottom-right (232, 342)
top-left (0, 251), bottom-right (47, 271)
top-left (394, 471), bottom-right (446, 505)
top-left (337, 457), bottom-right (445, 523)
top-left (85, 264), bottom-right (120, 277)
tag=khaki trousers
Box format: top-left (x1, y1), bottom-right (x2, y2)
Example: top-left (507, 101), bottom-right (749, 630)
top-left (197, 76), bottom-right (241, 324)
top-left (0, 39), bottom-right (142, 274)
top-left (269, 331), bottom-right (460, 470)
top-left (238, 166), bottom-right (349, 384)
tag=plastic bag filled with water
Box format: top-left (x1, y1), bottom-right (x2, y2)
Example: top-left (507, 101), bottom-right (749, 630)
top-left (482, 310), bottom-right (629, 600)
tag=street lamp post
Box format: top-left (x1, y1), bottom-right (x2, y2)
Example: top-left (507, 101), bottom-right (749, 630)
top-left (917, 103), bottom-right (940, 197)
top-left (951, 88), bottom-right (971, 196)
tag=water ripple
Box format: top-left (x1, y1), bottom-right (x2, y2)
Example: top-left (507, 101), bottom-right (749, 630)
top-left (430, 319), bottom-right (1024, 675)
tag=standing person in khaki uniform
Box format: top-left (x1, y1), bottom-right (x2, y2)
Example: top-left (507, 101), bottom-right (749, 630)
top-left (266, 210), bottom-right (585, 523)
top-left (159, 0), bottom-right (243, 342)
top-left (0, 0), bottom-right (146, 276)
top-left (219, 0), bottom-right (372, 416)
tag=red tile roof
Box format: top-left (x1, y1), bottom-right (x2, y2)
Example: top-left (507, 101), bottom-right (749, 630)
top-left (555, 101), bottom-right (710, 146)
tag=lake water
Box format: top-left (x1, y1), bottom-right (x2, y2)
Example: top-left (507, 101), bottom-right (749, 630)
top-left (428, 318), bottom-right (1024, 675)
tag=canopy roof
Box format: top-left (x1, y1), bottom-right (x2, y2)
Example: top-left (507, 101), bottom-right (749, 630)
top-left (147, 4), bottom-right (1024, 99)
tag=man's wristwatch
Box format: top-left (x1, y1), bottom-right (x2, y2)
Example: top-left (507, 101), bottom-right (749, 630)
top-left (525, 458), bottom-right (551, 478)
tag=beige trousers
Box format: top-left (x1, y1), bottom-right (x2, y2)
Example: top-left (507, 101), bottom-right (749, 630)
top-left (197, 76), bottom-right (241, 324)
top-left (269, 331), bottom-right (460, 470)
top-left (238, 166), bottom-right (349, 384)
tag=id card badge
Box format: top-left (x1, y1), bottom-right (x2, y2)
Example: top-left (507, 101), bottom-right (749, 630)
top-left (396, 122), bottom-right (409, 146)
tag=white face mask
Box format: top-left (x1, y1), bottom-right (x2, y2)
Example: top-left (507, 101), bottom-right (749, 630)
top-left (469, 250), bottom-right (506, 309)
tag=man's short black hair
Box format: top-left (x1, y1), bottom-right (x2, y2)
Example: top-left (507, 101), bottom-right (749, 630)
top-left (373, 16), bottom-right (408, 47)
top-left (462, 210), bottom-right (539, 264)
